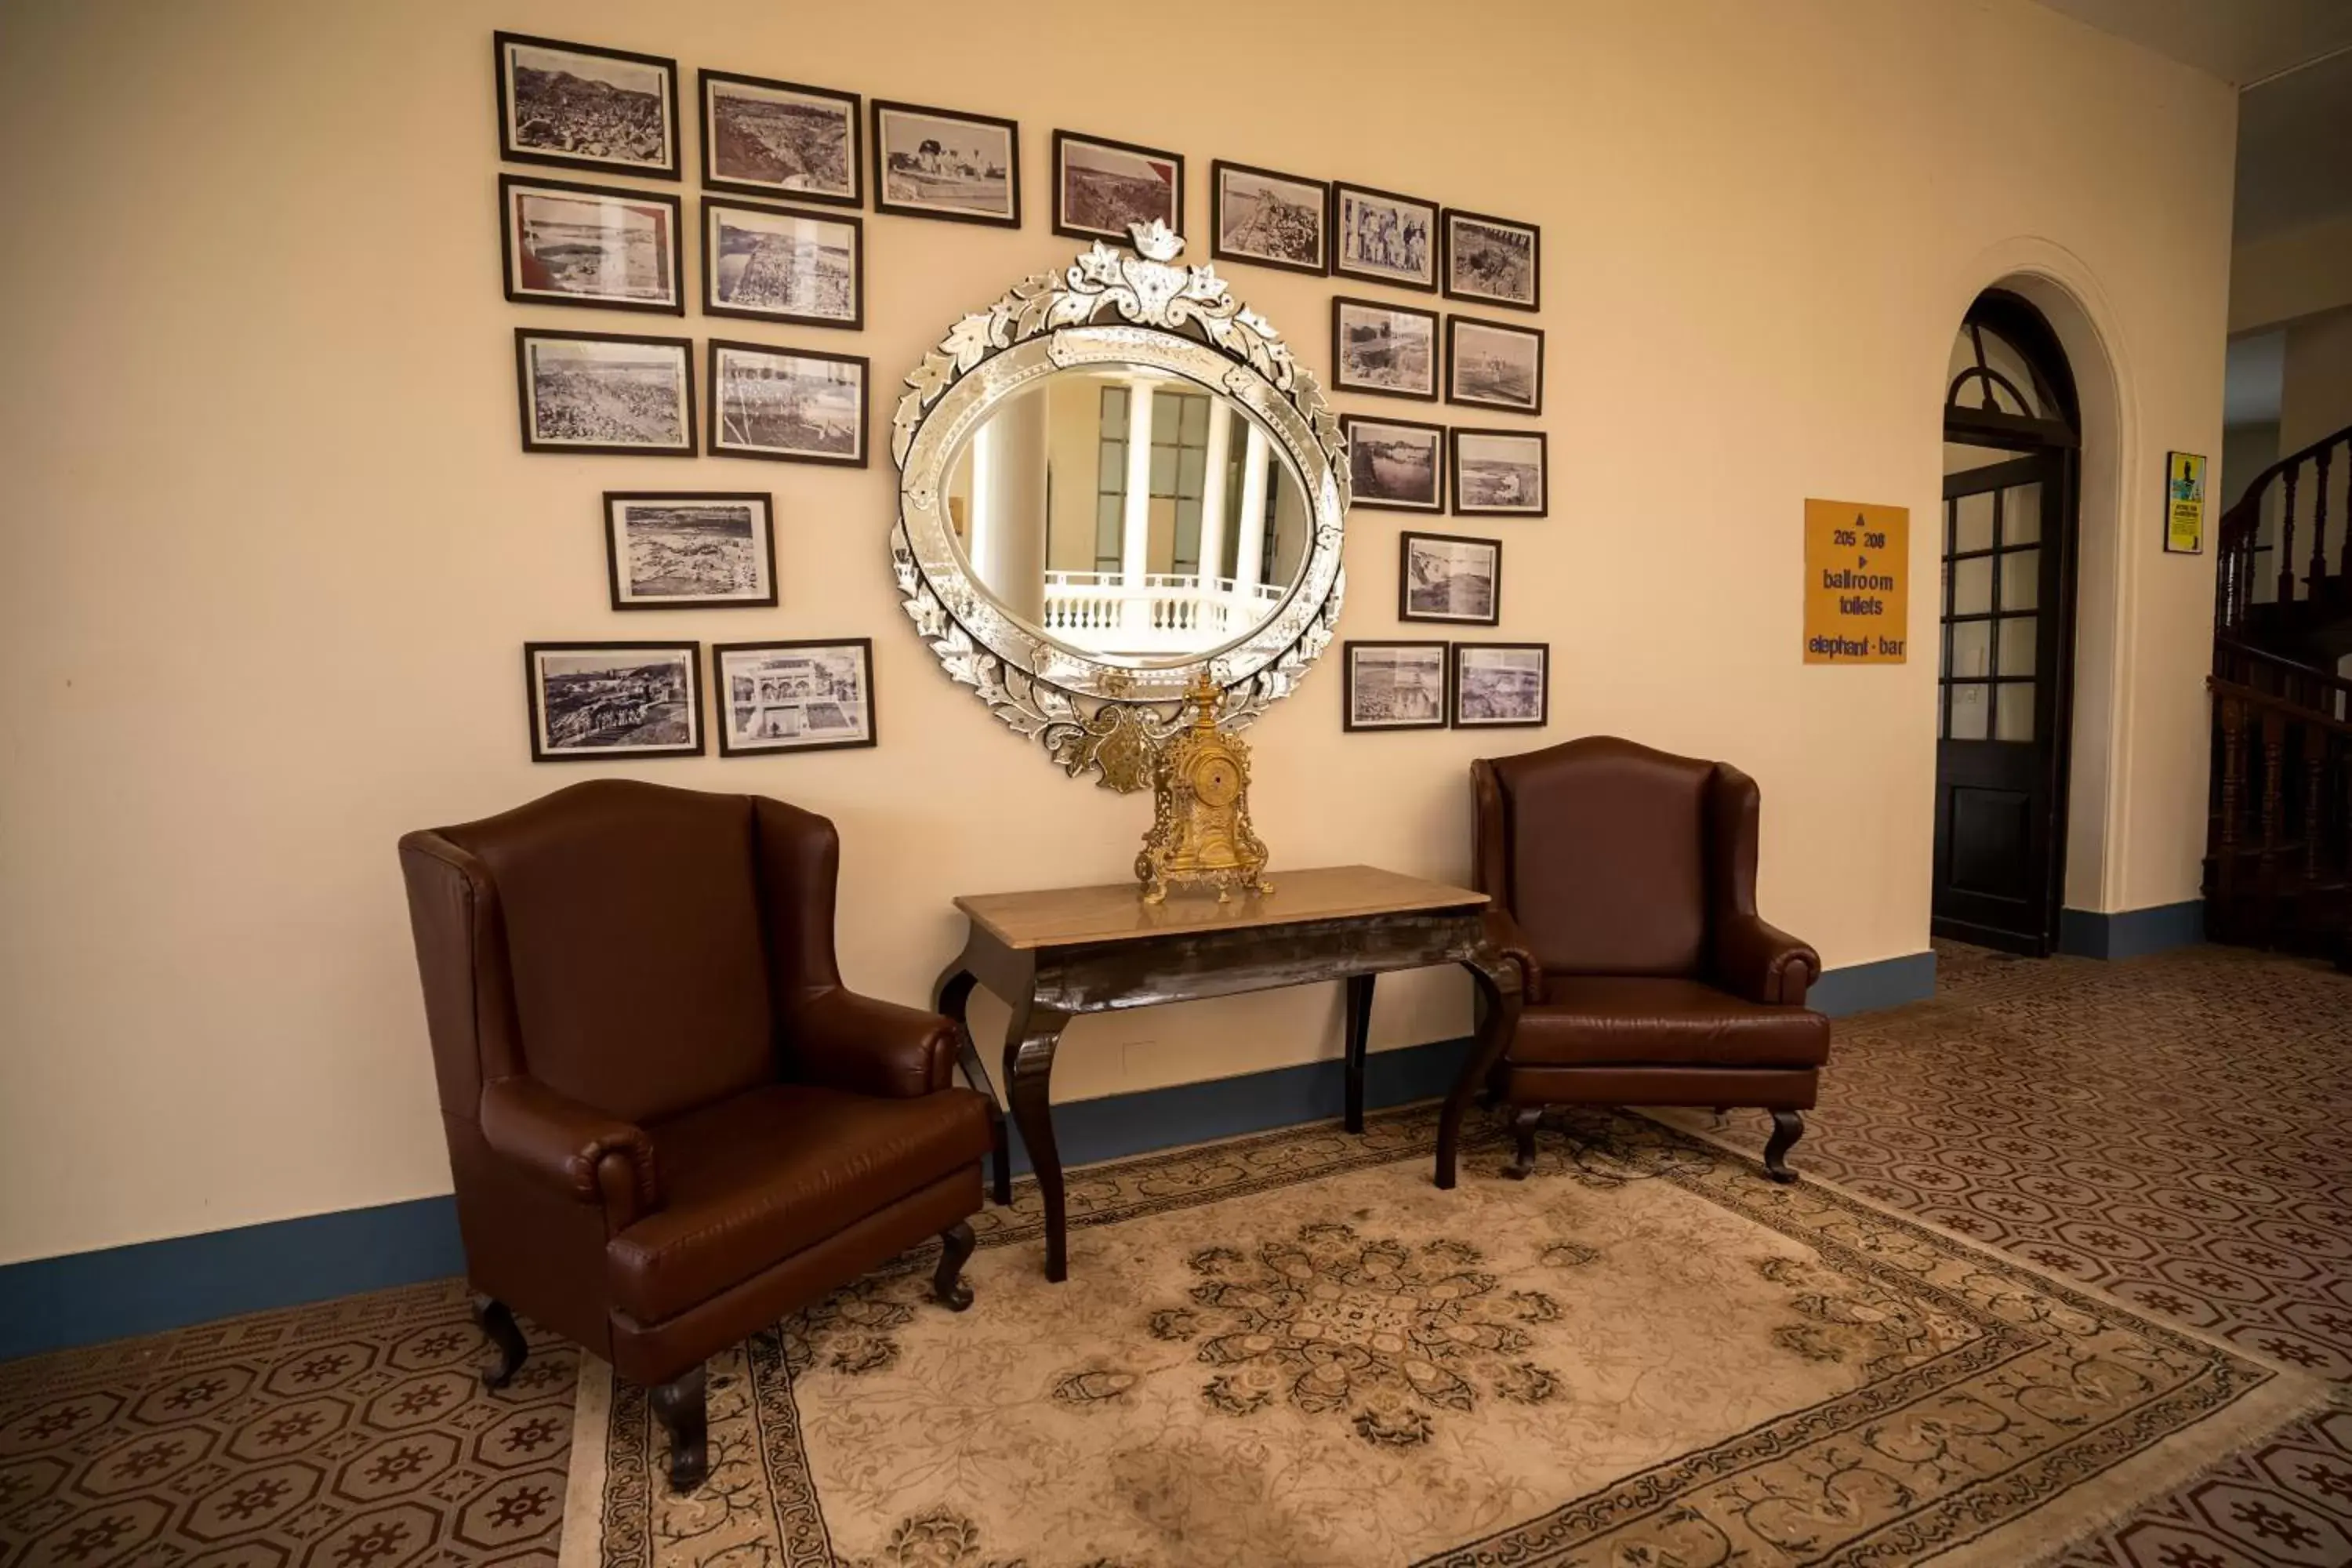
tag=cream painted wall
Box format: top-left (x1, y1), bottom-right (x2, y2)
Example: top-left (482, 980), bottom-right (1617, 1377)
top-left (2230, 214), bottom-right (2352, 336)
top-left (0, 0), bottom-right (2234, 1264)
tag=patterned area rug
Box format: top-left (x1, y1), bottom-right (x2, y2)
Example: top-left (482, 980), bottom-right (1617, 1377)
top-left (561, 1107), bottom-right (2320, 1567)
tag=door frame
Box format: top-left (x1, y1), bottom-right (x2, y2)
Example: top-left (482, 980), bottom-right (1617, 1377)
top-left (1933, 290), bottom-right (2084, 956)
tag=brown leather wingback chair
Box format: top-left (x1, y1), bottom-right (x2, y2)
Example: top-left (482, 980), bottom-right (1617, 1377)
top-left (1472, 736), bottom-right (1830, 1181)
top-left (399, 779), bottom-right (991, 1492)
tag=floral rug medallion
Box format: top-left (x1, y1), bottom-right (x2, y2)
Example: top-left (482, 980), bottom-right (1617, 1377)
top-left (563, 1108), bottom-right (2323, 1567)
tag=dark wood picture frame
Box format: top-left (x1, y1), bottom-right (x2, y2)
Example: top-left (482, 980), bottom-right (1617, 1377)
top-left (700, 198), bottom-right (864, 330)
top-left (1398, 531), bottom-right (1501, 626)
top-left (713, 637), bottom-right (879, 756)
top-left (1341, 640), bottom-right (1451, 732)
top-left (1450, 641), bottom-right (1550, 729)
top-left (869, 100), bottom-right (1022, 228)
top-left (1208, 160), bottom-right (1329, 277)
top-left (1442, 209), bottom-right (1541, 312)
top-left (1330, 180), bottom-right (1440, 293)
top-left (523, 640), bottom-right (703, 762)
top-left (499, 174), bottom-right (684, 316)
top-left (603, 492), bottom-right (777, 611)
top-left (1446, 314), bottom-right (1545, 416)
top-left (514, 328), bottom-right (695, 456)
top-left (1051, 129), bottom-right (1184, 243)
top-left (494, 32), bottom-right (680, 180)
top-left (706, 340), bottom-right (870, 466)
top-left (1332, 297), bottom-right (1440, 403)
top-left (698, 68), bottom-right (862, 207)
top-left (1450, 426), bottom-right (1549, 517)
top-left (1341, 414), bottom-right (1446, 513)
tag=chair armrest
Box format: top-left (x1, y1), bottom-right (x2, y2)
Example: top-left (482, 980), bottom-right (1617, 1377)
top-left (1483, 908), bottom-right (1547, 1005)
top-left (786, 986), bottom-right (958, 1098)
top-left (1713, 912), bottom-right (1822, 1007)
top-left (478, 1077), bottom-right (660, 1223)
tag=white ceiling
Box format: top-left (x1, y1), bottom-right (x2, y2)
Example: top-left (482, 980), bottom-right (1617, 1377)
top-left (2236, 48), bottom-right (2352, 239)
top-left (2031, 0), bottom-right (2352, 85)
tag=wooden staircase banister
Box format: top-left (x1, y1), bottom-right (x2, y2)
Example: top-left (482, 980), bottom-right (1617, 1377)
top-left (2208, 420), bottom-right (2352, 965)
top-left (2216, 421), bottom-right (2352, 637)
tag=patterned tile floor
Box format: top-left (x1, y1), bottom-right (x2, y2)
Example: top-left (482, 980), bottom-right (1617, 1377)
top-left (2, 941), bottom-right (2348, 1566)
top-left (1694, 941), bottom-right (2352, 1567)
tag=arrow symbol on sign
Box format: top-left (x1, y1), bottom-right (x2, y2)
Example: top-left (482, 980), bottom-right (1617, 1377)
top-left (1857, 554), bottom-right (1869, 567)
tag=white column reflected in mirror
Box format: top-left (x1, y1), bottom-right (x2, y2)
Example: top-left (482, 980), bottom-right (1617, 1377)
top-left (1120, 380), bottom-right (1156, 632)
top-left (1235, 422), bottom-right (1271, 594)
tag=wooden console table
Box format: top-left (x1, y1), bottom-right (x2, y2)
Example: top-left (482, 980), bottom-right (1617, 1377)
top-left (933, 865), bottom-right (1522, 1281)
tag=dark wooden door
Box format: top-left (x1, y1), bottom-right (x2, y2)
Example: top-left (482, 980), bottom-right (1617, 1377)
top-left (1933, 450), bottom-right (2075, 953)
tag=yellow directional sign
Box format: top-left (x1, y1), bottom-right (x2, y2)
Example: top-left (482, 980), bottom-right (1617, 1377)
top-left (1803, 499), bottom-right (1908, 664)
top-left (2165, 451), bottom-right (2205, 554)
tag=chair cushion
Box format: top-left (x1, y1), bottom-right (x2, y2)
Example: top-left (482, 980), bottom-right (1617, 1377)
top-left (1511, 977), bottom-right (1831, 1069)
top-left (606, 1083), bottom-right (993, 1324)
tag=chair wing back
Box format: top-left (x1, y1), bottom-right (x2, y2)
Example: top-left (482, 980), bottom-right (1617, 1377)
top-left (1477, 736), bottom-right (1714, 978)
top-left (419, 779), bottom-right (775, 1124)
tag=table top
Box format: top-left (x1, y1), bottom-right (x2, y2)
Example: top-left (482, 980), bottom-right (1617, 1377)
top-left (953, 864), bottom-right (1488, 951)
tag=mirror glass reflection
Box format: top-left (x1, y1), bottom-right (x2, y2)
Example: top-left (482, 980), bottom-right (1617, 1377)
top-left (943, 365), bottom-right (1312, 662)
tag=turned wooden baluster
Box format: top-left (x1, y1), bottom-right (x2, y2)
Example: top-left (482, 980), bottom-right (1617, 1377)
top-left (2315, 447), bottom-right (2335, 597)
top-left (2278, 466), bottom-right (2302, 604)
top-left (2307, 727), bottom-right (2326, 881)
top-left (2260, 707), bottom-right (2285, 940)
top-left (2219, 694), bottom-right (2245, 927)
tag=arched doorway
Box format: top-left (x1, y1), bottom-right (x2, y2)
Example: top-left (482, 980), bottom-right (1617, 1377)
top-left (1935, 290), bottom-right (2082, 955)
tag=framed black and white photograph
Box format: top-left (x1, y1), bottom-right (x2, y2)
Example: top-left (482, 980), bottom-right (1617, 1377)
top-left (708, 341), bottom-right (868, 466)
top-left (1399, 532), bottom-right (1501, 626)
top-left (499, 176), bottom-right (682, 314)
top-left (1447, 315), bottom-right (1544, 415)
top-left (1209, 161), bottom-right (1327, 276)
top-left (1451, 428), bottom-right (1548, 517)
top-left (1443, 210), bottom-right (1540, 311)
top-left (702, 198), bottom-right (862, 329)
top-left (872, 100), bottom-right (1020, 227)
top-left (1053, 131), bottom-right (1181, 243)
top-left (524, 641), bottom-right (702, 761)
top-left (715, 638), bottom-right (877, 755)
top-left (1332, 182), bottom-right (1439, 292)
top-left (1332, 298), bottom-right (1439, 401)
top-left (1342, 416), bottom-right (1444, 512)
top-left (604, 492), bottom-right (775, 610)
top-left (514, 329), bottom-right (695, 456)
top-left (699, 69), bottom-right (860, 207)
top-left (494, 33), bottom-right (678, 179)
top-left (1342, 641), bottom-right (1449, 732)
top-left (1451, 642), bottom-right (1549, 728)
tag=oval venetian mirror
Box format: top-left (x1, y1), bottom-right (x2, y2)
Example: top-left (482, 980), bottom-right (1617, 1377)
top-left (892, 223), bottom-right (1348, 789)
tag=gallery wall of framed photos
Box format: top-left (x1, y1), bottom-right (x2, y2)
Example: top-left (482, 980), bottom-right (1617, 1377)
top-left (490, 23), bottom-right (1555, 763)
top-left (21, 2), bottom-right (2238, 1261)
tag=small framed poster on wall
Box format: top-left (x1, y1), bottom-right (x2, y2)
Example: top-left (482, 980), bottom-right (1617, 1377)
top-left (2165, 451), bottom-right (2206, 554)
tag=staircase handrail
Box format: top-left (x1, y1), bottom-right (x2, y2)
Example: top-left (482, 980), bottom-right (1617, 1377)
top-left (2216, 421), bottom-right (2352, 633)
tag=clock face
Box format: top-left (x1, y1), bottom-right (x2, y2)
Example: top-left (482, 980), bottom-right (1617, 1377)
top-left (1191, 753), bottom-right (1241, 808)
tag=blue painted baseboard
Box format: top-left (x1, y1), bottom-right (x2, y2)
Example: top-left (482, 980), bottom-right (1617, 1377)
top-left (1807, 951), bottom-right (1936, 1018)
top-left (2058, 901), bottom-right (2205, 960)
top-left (0, 953), bottom-right (1940, 1364)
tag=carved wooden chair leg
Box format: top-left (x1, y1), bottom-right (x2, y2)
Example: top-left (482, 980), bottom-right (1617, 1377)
top-left (1507, 1106), bottom-right (1544, 1180)
top-left (1763, 1109), bottom-right (1805, 1184)
top-left (934, 1220), bottom-right (977, 1311)
top-left (473, 1296), bottom-right (527, 1390)
top-left (650, 1363), bottom-right (709, 1492)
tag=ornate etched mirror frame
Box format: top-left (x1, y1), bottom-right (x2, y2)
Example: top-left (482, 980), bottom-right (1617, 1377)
top-left (891, 223), bottom-right (1348, 791)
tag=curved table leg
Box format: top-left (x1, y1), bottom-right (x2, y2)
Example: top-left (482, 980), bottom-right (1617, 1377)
top-left (934, 962), bottom-right (1009, 1205)
top-left (1004, 996), bottom-right (1075, 1281)
top-left (1343, 973), bottom-right (1375, 1134)
top-left (1437, 950), bottom-right (1522, 1189)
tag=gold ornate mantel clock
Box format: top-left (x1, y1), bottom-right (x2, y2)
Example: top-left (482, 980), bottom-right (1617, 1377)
top-left (1136, 672), bottom-right (1273, 904)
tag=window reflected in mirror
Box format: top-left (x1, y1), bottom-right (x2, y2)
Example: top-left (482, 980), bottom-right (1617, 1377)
top-left (942, 365), bottom-right (1312, 664)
